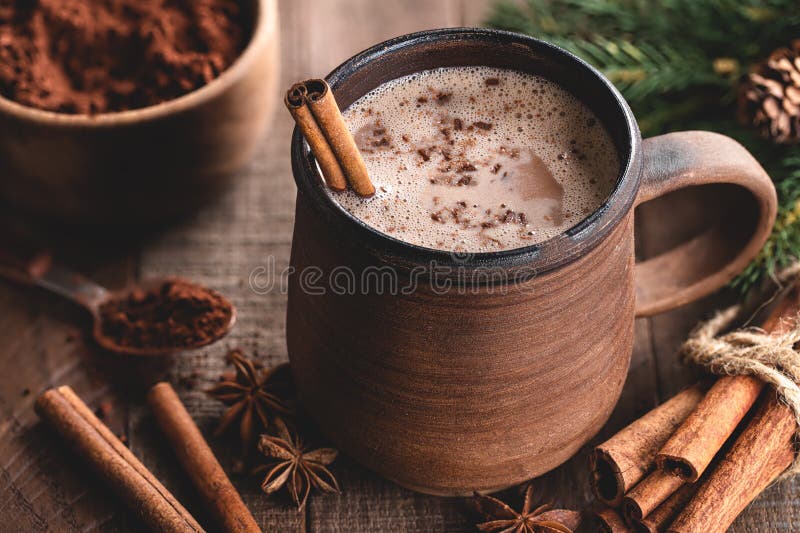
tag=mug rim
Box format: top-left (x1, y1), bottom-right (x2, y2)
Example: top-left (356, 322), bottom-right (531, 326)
top-left (291, 27), bottom-right (642, 277)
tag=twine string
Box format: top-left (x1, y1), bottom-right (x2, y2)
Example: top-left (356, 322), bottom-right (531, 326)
top-left (680, 264), bottom-right (800, 475)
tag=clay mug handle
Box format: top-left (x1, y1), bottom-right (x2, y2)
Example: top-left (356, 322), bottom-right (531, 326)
top-left (634, 131), bottom-right (777, 316)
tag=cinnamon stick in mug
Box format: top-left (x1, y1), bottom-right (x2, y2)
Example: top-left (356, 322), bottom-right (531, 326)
top-left (655, 289), bottom-right (799, 482)
top-left (147, 382), bottom-right (261, 533)
top-left (284, 82), bottom-right (348, 191)
top-left (35, 386), bottom-right (204, 533)
top-left (589, 383), bottom-right (707, 506)
top-left (305, 79), bottom-right (375, 197)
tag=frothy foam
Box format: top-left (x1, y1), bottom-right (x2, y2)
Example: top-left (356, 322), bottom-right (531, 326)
top-left (328, 66), bottom-right (621, 252)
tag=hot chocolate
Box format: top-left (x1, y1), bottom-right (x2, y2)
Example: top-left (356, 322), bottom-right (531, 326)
top-left (332, 66), bottom-right (621, 252)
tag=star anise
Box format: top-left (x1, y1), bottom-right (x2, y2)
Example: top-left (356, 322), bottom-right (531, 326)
top-left (255, 417), bottom-right (340, 510)
top-left (206, 349), bottom-right (294, 455)
top-left (472, 484), bottom-right (581, 533)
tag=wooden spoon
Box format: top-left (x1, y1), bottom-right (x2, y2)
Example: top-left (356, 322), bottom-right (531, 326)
top-left (0, 250), bottom-right (236, 356)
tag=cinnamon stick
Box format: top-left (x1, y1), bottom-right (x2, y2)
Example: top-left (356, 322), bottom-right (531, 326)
top-left (655, 375), bottom-right (764, 481)
top-left (667, 391), bottom-right (795, 532)
top-left (35, 386), bottom-right (204, 533)
top-left (629, 446), bottom-right (726, 532)
top-left (655, 289), bottom-right (799, 482)
top-left (285, 83), bottom-right (348, 191)
top-left (591, 506), bottom-right (633, 533)
top-left (147, 382), bottom-right (260, 533)
top-left (621, 469), bottom-right (683, 524)
top-left (630, 482), bottom-right (698, 533)
top-left (305, 79), bottom-right (375, 197)
top-left (589, 383), bottom-right (706, 506)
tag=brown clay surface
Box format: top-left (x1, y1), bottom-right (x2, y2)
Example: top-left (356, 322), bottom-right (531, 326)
top-left (288, 202), bottom-right (636, 495)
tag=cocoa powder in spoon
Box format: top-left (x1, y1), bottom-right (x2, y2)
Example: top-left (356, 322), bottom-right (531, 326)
top-left (0, 0), bottom-right (246, 114)
top-left (99, 279), bottom-right (232, 350)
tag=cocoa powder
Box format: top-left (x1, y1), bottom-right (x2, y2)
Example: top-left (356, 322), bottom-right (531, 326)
top-left (0, 0), bottom-right (246, 114)
top-left (99, 280), bottom-right (232, 350)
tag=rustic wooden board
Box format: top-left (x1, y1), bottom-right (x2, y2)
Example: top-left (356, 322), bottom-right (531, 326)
top-left (0, 0), bottom-right (797, 531)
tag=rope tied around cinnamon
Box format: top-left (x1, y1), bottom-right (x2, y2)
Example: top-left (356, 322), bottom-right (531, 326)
top-left (680, 265), bottom-right (800, 477)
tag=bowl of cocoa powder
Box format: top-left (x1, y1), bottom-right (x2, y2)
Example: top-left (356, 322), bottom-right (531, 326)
top-left (0, 0), bottom-right (279, 224)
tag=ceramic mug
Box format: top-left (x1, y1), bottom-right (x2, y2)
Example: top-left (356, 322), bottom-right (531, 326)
top-left (286, 28), bottom-right (777, 496)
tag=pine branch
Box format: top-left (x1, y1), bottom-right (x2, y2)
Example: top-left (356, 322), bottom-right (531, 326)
top-left (488, 0), bottom-right (800, 59)
top-left (733, 151), bottom-right (800, 291)
top-left (487, 2), bottom-right (735, 105)
top-left (517, 35), bottom-right (728, 106)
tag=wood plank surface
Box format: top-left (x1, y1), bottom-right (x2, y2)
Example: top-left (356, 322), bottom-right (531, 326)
top-left (0, 0), bottom-right (797, 531)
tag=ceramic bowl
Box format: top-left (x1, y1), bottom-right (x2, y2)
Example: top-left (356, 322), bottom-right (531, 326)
top-left (0, 0), bottom-right (279, 224)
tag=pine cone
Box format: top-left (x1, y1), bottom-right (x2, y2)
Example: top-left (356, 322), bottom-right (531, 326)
top-left (738, 40), bottom-right (800, 144)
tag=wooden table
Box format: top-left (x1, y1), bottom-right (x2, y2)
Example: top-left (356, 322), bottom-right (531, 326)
top-left (1, 1), bottom-right (797, 531)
